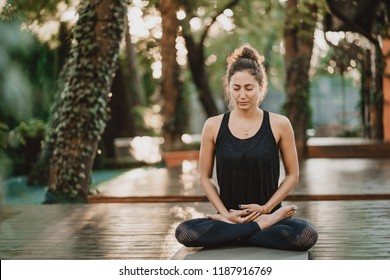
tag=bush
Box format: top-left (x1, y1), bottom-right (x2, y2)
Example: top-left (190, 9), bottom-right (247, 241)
top-left (8, 119), bottom-right (46, 147)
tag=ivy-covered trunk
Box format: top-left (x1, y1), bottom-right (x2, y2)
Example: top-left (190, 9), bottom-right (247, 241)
top-left (283, 0), bottom-right (317, 159)
top-left (43, 0), bottom-right (128, 203)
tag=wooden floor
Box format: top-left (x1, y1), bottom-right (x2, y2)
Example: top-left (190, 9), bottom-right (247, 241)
top-left (1, 157), bottom-right (390, 260)
top-left (1, 200), bottom-right (390, 260)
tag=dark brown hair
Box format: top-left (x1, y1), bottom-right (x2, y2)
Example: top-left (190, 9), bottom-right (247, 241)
top-left (224, 44), bottom-right (268, 109)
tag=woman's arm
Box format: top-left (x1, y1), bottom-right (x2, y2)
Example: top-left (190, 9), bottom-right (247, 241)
top-left (265, 115), bottom-right (299, 212)
top-left (199, 117), bottom-right (228, 215)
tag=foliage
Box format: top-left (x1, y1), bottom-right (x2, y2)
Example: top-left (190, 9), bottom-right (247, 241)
top-left (0, 20), bottom-right (36, 179)
top-left (8, 119), bottom-right (46, 147)
top-left (206, 0), bottom-right (286, 98)
top-left (1, 0), bottom-right (73, 23)
top-left (27, 40), bottom-right (59, 120)
top-left (127, 0), bottom-right (288, 123)
top-left (0, 20), bottom-right (34, 126)
top-left (0, 25), bottom-right (58, 128)
top-left (1, 0), bottom-right (65, 131)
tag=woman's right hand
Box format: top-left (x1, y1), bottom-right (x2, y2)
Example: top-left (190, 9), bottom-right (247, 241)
top-left (225, 209), bottom-right (260, 224)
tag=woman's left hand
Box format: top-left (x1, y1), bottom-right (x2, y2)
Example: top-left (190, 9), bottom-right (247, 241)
top-left (239, 204), bottom-right (268, 214)
top-left (207, 210), bottom-right (260, 224)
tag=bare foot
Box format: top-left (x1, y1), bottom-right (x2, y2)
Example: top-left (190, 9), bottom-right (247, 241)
top-left (207, 213), bottom-right (235, 224)
top-left (255, 205), bottom-right (297, 230)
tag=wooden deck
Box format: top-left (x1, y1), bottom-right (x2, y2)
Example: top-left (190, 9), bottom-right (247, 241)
top-left (1, 200), bottom-right (390, 260)
top-left (1, 157), bottom-right (390, 260)
top-left (307, 137), bottom-right (390, 158)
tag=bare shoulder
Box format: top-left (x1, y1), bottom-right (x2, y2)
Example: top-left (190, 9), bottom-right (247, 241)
top-left (268, 112), bottom-right (294, 143)
top-left (202, 114), bottom-right (224, 142)
top-left (268, 112), bottom-right (292, 129)
top-left (204, 114), bottom-right (224, 128)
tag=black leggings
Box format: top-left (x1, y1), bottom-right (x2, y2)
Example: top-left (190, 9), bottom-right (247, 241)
top-left (175, 217), bottom-right (318, 251)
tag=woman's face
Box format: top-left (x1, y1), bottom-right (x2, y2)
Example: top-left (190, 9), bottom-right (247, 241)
top-left (229, 70), bottom-right (262, 110)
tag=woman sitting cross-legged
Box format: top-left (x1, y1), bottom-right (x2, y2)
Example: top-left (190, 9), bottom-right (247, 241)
top-left (175, 44), bottom-right (318, 251)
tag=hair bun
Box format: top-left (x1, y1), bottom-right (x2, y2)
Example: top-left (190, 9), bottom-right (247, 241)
top-left (227, 44), bottom-right (264, 66)
top-left (240, 46), bottom-right (264, 63)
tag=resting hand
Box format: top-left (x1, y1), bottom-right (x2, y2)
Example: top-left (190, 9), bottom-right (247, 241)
top-left (238, 204), bottom-right (269, 214)
top-left (229, 209), bottom-right (261, 223)
top-left (208, 209), bottom-right (260, 224)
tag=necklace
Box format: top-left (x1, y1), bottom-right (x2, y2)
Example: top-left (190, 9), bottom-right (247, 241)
top-left (236, 111), bottom-right (259, 136)
top-left (238, 121), bottom-right (256, 136)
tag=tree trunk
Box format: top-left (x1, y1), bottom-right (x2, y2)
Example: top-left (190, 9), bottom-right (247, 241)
top-left (159, 0), bottom-right (186, 151)
top-left (283, 0), bottom-right (317, 159)
top-left (360, 49), bottom-right (372, 138)
top-left (182, 32), bottom-right (219, 117)
top-left (383, 29), bottom-right (390, 141)
top-left (372, 44), bottom-right (384, 140)
top-left (42, 0), bottom-right (128, 203)
top-left (180, 1), bottom-right (240, 117)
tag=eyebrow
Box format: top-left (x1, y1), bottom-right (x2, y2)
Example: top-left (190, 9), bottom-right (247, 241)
top-left (232, 83), bottom-right (255, 87)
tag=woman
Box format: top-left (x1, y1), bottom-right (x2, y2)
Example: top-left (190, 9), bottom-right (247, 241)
top-left (175, 44), bottom-right (318, 251)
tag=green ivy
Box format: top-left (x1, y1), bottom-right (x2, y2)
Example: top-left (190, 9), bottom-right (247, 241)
top-left (39, 0), bottom-right (129, 202)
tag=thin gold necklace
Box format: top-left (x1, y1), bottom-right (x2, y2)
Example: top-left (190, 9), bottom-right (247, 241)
top-left (238, 121), bottom-right (256, 136)
top-left (236, 111), bottom-right (259, 136)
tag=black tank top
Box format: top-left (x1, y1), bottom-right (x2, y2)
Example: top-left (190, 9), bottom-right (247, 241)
top-left (215, 110), bottom-right (281, 212)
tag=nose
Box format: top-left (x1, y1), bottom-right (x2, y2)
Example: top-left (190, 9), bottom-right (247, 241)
top-left (239, 89), bottom-right (246, 98)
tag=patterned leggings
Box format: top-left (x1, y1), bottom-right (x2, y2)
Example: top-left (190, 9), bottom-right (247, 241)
top-left (175, 217), bottom-right (318, 251)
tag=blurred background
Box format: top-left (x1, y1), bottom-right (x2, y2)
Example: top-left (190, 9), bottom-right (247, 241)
top-left (0, 0), bottom-right (389, 204)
